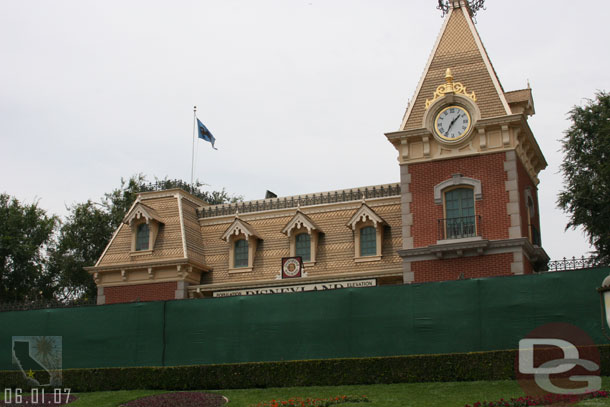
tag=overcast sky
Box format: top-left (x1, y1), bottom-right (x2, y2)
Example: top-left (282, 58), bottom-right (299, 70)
top-left (1, 0), bottom-right (608, 261)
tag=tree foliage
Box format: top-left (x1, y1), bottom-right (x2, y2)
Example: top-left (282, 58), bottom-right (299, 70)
top-left (0, 194), bottom-right (57, 302)
top-left (558, 91), bottom-right (610, 263)
top-left (47, 201), bottom-right (113, 301)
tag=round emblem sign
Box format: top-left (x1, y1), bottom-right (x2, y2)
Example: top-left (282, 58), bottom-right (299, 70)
top-left (282, 258), bottom-right (302, 278)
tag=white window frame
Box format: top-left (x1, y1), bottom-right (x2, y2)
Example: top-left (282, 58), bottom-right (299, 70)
top-left (282, 211), bottom-right (321, 266)
top-left (222, 217), bottom-right (261, 273)
top-left (347, 203), bottom-right (386, 262)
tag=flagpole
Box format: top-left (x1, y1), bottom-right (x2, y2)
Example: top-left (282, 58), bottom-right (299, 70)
top-left (191, 106), bottom-right (197, 186)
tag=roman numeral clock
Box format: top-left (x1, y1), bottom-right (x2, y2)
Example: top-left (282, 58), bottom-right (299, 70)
top-left (425, 68), bottom-right (479, 145)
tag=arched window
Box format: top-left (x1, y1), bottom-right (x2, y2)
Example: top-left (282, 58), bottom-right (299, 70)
top-left (234, 239), bottom-right (249, 268)
top-left (135, 223), bottom-right (150, 251)
top-left (360, 226), bottom-right (377, 257)
top-left (444, 187), bottom-right (475, 239)
top-left (295, 233), bottom-right (311, 262)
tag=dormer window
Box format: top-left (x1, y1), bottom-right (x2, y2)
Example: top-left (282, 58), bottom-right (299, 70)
top-left (295, 233), bottom-right (311, 262)
top-left (282, 211), bottom-right (322, 265)
top-left (234, 238), bottom-right (249, 268)
top-left (360, 226), bottom-right (377, 257)
top-left (222, 217), bottom-right (261, 273)
top-left (135, 223), bottom-right (150, 251)
top-left (123, 202), bottom-right (163, 254)
top-left (347, 203), bottom-right (387, 262)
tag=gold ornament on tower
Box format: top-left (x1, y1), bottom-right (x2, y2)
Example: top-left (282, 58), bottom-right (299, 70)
top-left (425, 68), bottom-right (477, 110)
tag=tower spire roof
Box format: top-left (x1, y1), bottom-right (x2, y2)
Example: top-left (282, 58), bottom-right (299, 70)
top-left (401, 1), bottom-right (507, 131)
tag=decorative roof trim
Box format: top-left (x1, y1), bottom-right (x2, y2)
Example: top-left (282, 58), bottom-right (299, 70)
top-left (282, 211), bottom-right (321, 237)
top-left (347, 204), bottom-right (387, 230)
top-left (123, 203), bottom-right (162, 225)
top-left (199, 183), bottom-right (400, 219)
top-left (221, 217), bottom-right (260, 242)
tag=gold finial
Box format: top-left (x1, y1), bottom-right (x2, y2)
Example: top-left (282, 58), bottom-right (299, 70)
top-left (445, 68), bottom-right (454, 84)
top-left (425, 67), bottom-right (477, 109)
top-left (445, 68), bottom-right (455, 93)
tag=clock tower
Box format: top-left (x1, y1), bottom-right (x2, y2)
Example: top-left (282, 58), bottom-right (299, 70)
top-left (386, 0), bottom-right (548, 283)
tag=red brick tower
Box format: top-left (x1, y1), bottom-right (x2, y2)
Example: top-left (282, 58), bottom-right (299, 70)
top-left (385, 0), bottom-right (548, 283)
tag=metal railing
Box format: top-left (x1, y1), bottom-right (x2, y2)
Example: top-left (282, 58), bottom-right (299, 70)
top-left (198, 184), bottom-right (401, 218)
top-left (438, 215), bottom-right (481, 240)
top-left (547, 256), bottom-right (603, 272)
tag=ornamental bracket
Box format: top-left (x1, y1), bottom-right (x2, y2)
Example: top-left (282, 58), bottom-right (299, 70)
top-left (425, 68), bottom-right (477, 109)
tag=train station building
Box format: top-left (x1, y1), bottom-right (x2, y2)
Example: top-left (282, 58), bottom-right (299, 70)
top-left (87, 0), bottom-right (549, 304)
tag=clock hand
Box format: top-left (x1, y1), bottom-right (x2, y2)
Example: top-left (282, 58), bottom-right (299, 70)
top-left (444, 115), bottom-right (460, 137)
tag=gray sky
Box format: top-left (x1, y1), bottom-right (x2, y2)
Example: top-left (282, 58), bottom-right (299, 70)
top-left (1, 0), bottom-right (608, 261)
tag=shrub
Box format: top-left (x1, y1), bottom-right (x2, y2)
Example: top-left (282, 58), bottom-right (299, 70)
top-left (2, 345), bottom-right (609, 392)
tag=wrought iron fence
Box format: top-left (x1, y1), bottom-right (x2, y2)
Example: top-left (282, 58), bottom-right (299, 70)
top-left (438, 215), bottom-right (481, 240)
top-left (437, 0), bottom-right (486, 17)
top-left (198, 184), bottom-right (401, 218)
top-left (547, 256), bottom-right (603, 272)
top-left (0, 298), bottom-right (97, 313)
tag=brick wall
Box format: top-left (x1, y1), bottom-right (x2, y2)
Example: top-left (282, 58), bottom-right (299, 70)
top-left (104, 281), bottom-right (178, 304)
top-left (409, 152), bottom-right (511, 247)
top-left (412, 252), bottom-right (514, 283)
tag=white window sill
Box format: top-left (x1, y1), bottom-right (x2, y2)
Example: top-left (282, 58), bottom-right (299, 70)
top-left (303, 261), bottom-right (316, 267)
top-left (436, 236), bottom-right (482, 245)
top-left (229, 267), bottom-right (253, 274)
top-left (130, 250), bottom-right (153, 257)
top-left (354, 256), bottom-right (382, 263)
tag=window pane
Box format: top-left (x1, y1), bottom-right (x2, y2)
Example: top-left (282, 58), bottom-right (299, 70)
top-left (295, 233), bottom-right (311, 262)
top-left (445, 188), bottom-right (475, 238)
top-left (136, 223), bottom-right (150, 251)
top-left (360, 226), bottom-right (377, 257)
top-left (234, 239), bottom-right (249, 268)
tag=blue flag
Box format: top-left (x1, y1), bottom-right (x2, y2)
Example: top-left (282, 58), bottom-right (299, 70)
top-left (197, 118), bottom-right (217, 150)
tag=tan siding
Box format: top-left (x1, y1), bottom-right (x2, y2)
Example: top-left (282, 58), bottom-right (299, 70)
top-left (404, 8), bottom-right (506, 130)
top-left (98, 196), bottom-right (184, 266)
top-left (200, 202), bottom-right (402, 285)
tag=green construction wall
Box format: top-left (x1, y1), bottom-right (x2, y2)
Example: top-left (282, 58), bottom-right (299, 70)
top-left (1, 268), bottom-right (608, 370)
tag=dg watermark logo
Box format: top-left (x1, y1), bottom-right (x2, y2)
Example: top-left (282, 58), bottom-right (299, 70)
top-left (11, 336), bottom-right (62, 386)
top-left (516, 322), bottom-right (601, 399)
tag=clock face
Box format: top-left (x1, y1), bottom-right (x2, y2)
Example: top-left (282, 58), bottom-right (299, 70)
top-left (435, 105), bottom-right (471, 141)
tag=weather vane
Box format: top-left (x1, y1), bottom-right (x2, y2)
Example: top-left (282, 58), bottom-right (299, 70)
top-left (437, 0), bottom-right (486, 17)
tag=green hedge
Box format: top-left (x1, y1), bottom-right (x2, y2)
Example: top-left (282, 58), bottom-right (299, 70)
top-left (2, 345), bottom-right (610, 391)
